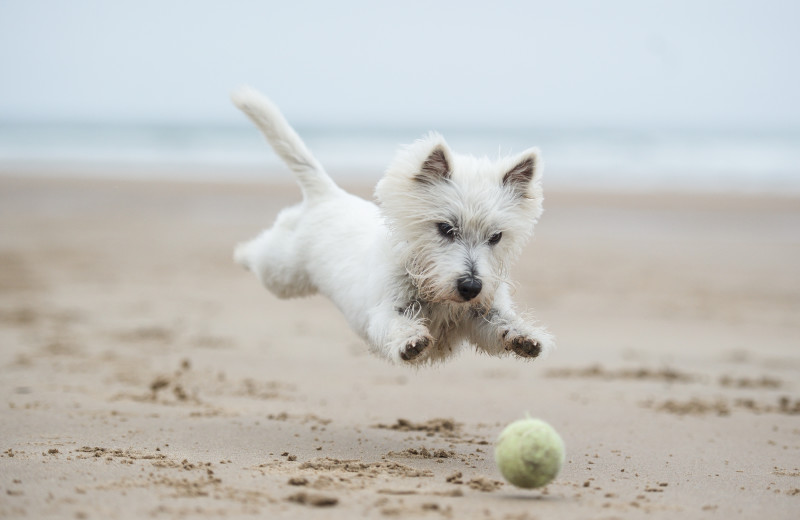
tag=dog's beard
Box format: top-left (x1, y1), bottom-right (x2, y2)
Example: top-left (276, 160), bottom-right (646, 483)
top-left (403, 248), bottom-right (506, 309)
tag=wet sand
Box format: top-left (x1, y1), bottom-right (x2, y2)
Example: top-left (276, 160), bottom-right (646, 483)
top-left (1, 175), bottom-right (798, 519)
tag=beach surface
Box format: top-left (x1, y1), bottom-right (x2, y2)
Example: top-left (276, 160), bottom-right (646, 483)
top-left (1, 174), bottom-right (798, 519)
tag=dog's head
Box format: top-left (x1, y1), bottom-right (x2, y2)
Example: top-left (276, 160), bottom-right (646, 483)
top-left (375, 132), bottom-right (544, 307)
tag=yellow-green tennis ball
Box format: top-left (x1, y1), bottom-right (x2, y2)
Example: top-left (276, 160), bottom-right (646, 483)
top-left (495, 417), bottom-right (565, 489)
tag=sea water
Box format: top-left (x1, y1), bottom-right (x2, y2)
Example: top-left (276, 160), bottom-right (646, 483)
top-left (1, 121), bottom-right (799, 193)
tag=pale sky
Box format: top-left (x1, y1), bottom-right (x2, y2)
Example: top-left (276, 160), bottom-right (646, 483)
top-left (1, 0), bottom-right (798, 128)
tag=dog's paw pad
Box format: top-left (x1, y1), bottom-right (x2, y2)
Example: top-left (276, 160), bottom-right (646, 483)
top-left (507, 336), bottom-right (541, 358)
top-left (400, 337), bottom-right (431, 362)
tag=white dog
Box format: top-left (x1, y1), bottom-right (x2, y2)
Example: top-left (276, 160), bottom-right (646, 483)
top-left (232, 87), bottom-right (554, 364)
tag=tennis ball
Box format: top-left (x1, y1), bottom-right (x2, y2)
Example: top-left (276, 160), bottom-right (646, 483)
top-left (495, 417), bottom-right (565, 489)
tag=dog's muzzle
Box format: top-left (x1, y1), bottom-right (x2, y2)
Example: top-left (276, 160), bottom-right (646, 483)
top-left (456, 276), bottom-right (482, 301)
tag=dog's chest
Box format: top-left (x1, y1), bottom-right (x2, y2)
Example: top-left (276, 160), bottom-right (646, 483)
top-left (423, 304), bottom-right (472, 352)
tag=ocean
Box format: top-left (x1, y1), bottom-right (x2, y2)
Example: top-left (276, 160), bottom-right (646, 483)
top-left (1, 122), bottom-right (799, 193)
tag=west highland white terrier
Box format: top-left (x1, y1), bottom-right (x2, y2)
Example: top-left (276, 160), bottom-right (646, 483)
top-left (232, 87), bottom-right (554, 364)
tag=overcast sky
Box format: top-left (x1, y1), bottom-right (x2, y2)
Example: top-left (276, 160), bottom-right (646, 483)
top-left (1, 0), bottom-right (798, 128)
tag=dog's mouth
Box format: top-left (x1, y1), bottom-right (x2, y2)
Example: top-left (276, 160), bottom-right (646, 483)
top-left (420, 289), bottom-right (481, 305)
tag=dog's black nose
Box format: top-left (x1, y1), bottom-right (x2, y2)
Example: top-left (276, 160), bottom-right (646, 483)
top-left (457, 277), bottom-right (482, 301)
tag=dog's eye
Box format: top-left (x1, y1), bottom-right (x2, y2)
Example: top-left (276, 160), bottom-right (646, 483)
top-left (488, 232), bottom-right (503, 245)
top-left (437, 222), bottom-right (456, 239)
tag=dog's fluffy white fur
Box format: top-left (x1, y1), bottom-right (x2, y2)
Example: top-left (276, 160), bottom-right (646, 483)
top-left (232, 87), bottom-right (554, 364)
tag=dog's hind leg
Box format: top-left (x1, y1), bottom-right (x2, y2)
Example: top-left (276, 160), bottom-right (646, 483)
top-left (234, 207), bottom-right (317, 299)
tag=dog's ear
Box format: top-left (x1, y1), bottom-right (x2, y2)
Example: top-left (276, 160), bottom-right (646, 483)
top-left (502, 148), bottom-right (541, 197)
top-left (415, 145), bottom-right (452, 184)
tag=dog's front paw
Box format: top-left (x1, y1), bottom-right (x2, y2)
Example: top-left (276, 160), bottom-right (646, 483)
top-left (506, 335), bottom-right (542, 358)
top-left (399, 336), bottom-right (432, 362)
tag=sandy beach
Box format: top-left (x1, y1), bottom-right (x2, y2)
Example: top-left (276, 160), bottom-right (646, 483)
top-left (0, 174), bottom-right (798, 519)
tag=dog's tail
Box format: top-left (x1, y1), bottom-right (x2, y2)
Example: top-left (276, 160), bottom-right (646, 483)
top-left (231, 86), bottom-right (338, 200)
